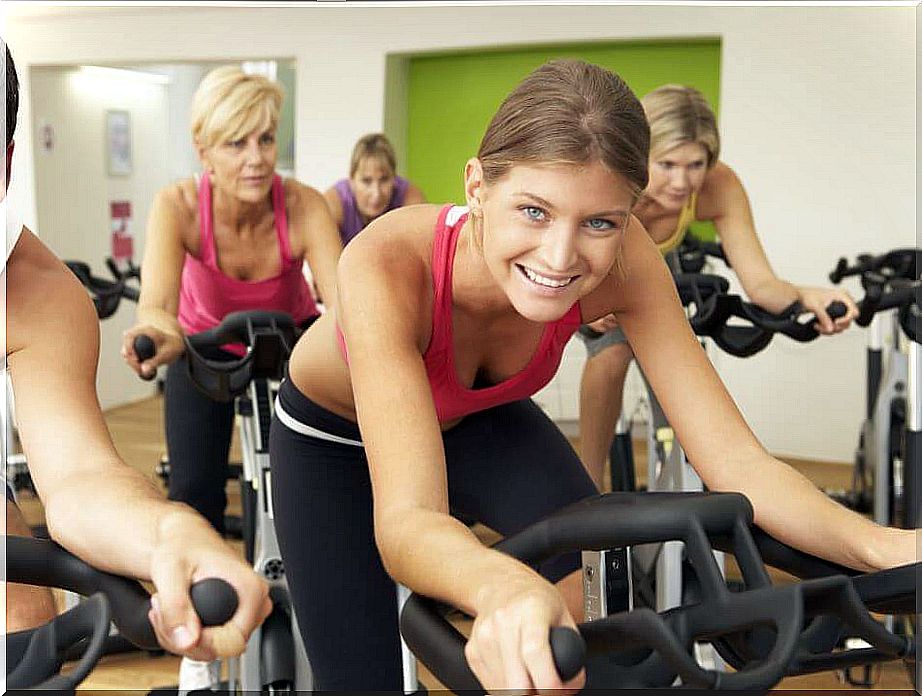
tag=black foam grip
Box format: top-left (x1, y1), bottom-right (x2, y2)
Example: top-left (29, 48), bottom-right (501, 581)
top-left (190, 578), bottom-right (238, 627)
top-left (133, 334), bottom-right (157, 382)
top-left (550, 626), bottom-right (586, 682)
top-left (826, 300), bottom-right (847, 320)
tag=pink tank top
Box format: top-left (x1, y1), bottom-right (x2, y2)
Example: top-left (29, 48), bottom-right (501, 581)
top-left (177, 171), bottom-right (319, 356)
top-left (337, 204), bottom-right (582, 423)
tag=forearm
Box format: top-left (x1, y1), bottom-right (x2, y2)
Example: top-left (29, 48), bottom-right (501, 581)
top-left (378, 508), bottom-right (542, 616)
top-left (744, 277), bottom-right (799, 314)
top-left (136, 305), bottom-right (183, 336)
top-left (717, 452), bottom-right (888, 572)
top-left (316, 271), bottom-right (338, 314)
top-left (43, 461), bottom-right (215, 580)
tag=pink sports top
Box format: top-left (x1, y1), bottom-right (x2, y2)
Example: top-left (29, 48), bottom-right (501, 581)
top-left (337, 204), bottom-right (582, 423)
top-left (177, 171), bottom-right (319, 356)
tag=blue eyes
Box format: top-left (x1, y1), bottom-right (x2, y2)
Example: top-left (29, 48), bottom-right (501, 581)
top-left (587, 218), bottom-right (615, 231)
top-left (519, 206), bottom-right (618, 232)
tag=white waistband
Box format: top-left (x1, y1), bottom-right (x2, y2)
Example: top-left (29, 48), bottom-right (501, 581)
top-left (274, 393), bottom-right (364, 447)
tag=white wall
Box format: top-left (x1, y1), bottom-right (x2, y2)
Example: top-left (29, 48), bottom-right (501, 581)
top-left (5, 4), bottom-right (916, 461)
top-left (28, 65), bottom-right (171, 408)
top-left (144, 63), bottom-right (210, 182)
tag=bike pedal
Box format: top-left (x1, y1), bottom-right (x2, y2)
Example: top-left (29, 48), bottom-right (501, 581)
top-left (838, 638), bottom-right (880, 687)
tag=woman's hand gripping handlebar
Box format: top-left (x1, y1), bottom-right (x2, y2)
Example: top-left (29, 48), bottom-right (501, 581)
top-left (400, 492), bottom-right (919, 693)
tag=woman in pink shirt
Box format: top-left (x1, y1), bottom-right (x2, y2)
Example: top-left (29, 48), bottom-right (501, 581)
top-left (122, 66), bottom-right (341, 535)
top-left (268, 60), bottom-right (913, 693)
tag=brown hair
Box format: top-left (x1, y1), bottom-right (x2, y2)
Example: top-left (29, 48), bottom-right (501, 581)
top-left (349, 133), bottom-right (397, 178)
top-left (642, 84), bottom-right (720, 167)
top-left (477, 59), bottom-right (650, 200)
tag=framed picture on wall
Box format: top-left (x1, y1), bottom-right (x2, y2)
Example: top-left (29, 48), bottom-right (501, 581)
top-left (106, 109), bottom-right (132, 176)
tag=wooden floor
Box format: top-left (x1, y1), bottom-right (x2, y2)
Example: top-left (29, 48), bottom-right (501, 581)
top-left (12, 395), bottom-right (914, 692)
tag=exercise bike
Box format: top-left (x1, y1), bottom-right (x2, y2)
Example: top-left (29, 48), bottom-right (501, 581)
top-left (135, 310), bottom-right (312, 693)
top-left (828, 249), bottom-right (922, 528)
top-left (5, 534), bottom-right (237, 692)
top-left (603, 268), bottom-right (849, 676)
top-left (606, 233), bottom-right (729, 494)
top-left (400, 490), bottom-right (919, 693)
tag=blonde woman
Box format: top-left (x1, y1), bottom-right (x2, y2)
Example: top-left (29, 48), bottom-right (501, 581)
top-left (122, 66), bottom-right (342, 532)
top-left (324, 133), bottom-right (426, 246)
top-left (578, 84), bottom-right (859, 490)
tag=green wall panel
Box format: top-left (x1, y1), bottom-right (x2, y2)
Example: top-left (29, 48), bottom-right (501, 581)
top-left (405, 39), bottom-right (721, 239)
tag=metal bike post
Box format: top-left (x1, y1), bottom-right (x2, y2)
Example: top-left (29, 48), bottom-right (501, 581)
top-left (609, 411), bottom-right (636, 492)
top-left (398, 583), bottom-right (420, 694)
top-left (872, 312), bottom-right (907, 526)
top-left (867, 313), bottom-right (884, 419)
top-left (904, 338), bottom-right (922, 528)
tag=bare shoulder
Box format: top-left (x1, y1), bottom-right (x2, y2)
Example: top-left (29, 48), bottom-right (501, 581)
top-left (697, 161), bottom-right (749, 221)
top-left (6, 229), bottom-right (98, 354)
top-left (403, 180), bottom-right (427, 205)
top-left (282, 177), bottom-right (328, 216)
top-left (706, 160), bottom-right (743, 188)
top-left (340, 204), bottom-right (441, 277)
top-left (160, 178), bottom-right (198, 220)
top-left (335, 205), bottom-right (444, 352)
top-left (322, 184), bottom-right (344, 217)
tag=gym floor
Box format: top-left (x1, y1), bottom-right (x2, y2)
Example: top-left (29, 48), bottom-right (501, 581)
top-left (13, 395), bottom-right (915, 692)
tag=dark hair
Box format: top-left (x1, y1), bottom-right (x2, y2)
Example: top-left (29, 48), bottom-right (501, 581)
top-left (4, 41), bottom-right (18, 148)
top-left (478, 59), bottom-right (650, 200)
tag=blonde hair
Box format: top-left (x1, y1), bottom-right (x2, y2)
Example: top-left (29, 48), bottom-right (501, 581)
top-left (478, 59), bottom-right (649, 201)
top-left (349, 133), bottom-right (397, 178)
top-left (641, 84), bottom-right (719, 167)
top-left (190, 66), bottom-right (283, 149)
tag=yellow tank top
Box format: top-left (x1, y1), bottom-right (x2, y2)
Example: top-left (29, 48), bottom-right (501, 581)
top-left (655, 192), bottom-right (699, 255)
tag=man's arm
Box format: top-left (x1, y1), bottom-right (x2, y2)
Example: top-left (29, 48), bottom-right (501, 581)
top-left (5, 228), bottom-right (270, 657)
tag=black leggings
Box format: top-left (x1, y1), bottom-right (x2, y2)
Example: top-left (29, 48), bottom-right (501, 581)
top-left (163, 348), bottom-right (237, 533)
top-left (269, 380), bottom-right (598, 692)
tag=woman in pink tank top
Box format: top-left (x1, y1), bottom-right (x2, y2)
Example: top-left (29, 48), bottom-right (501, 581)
top-left (120, 66), bottom-right (341, 547)
top-left (269, 61), bottom-right (912, 693)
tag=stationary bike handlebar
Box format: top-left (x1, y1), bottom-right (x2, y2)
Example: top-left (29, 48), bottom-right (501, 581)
top-left (65, 258), bottom-right (141, 319)
top-left (673, 273), bottom-right (846, 357)
top-left (133, 310), bottom-right (299, 402)
top-left (400, 491), bottom-right (917, 694)
top-left (676, 233), bottom-right (730, 274)
top-left (5, 535), bottom-right (238, 690)
top-left (848, 277), bottom-right (922, 346)
top-left (829, 248), bottom-right (920, 285)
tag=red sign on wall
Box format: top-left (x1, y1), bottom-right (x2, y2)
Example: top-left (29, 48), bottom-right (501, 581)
top-left (110, 200), bottom-right (133, 263)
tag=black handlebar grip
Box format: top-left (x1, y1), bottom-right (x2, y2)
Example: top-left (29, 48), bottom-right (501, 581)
top-left (829, 258), bottom-right (849, 284)
top-left (826, 300), bottom-right (848, 320)
top-left (190, 578), bottom-right (238, 627)
top-left (133, 335), bottom-right (157, 382)
top-left (550, 626), bottom-right (586, 682)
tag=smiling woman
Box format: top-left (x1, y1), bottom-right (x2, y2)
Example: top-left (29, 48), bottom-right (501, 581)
top-left (265, 58), bottom-right (916, 694)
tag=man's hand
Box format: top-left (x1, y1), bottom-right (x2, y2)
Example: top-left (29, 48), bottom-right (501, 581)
top-left (147, 511), bottom-right (271, 660)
